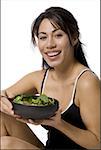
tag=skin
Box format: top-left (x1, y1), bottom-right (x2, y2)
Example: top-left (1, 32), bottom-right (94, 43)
top-left (0, 18), bottom-right (100, 149)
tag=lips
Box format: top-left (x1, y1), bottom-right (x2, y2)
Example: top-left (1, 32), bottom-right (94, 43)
top-left (45, 51), bottom-right (61, 57)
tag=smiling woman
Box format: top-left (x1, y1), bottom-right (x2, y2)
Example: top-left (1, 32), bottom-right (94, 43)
top-left (0, 6), bottom-right (100, 149)
top-left (38, 19), bottom-right (73, 68)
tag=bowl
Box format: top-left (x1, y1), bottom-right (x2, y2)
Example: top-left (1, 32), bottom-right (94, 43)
top-left (12, 95), bottom-right (59, 120)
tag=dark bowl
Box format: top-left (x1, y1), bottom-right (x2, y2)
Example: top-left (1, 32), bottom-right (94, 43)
top-left (12, 95), bottom-right (59, 120)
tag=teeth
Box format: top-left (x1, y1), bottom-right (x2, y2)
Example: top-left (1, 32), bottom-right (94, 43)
top-left (47, 51), bottom-right (61, 57)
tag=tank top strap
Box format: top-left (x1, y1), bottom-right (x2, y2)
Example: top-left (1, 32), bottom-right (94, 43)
top-left (71, 68), bottom-right (90, 103)
top-left (62, 68), bottom-right (91, 114)
top-left (40, 68), bottom-right (49, 94)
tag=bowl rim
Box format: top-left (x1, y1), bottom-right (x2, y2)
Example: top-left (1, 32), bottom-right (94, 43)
top-left (12, 95), bottom-right (59, 108)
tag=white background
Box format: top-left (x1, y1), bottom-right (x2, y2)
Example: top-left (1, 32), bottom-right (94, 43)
top-left (1, 0), bottom-right (100, 145)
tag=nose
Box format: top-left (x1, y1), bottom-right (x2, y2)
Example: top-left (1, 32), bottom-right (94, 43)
top-left (46, 37), bottom-right (56, 49)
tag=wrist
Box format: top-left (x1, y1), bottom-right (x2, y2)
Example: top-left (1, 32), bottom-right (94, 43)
top-left (56, 119), bottom-right (68, 132)
top-left (0, 90), bottom-right (9, 98)
top-left (1, 95), bottom-right (7, 98)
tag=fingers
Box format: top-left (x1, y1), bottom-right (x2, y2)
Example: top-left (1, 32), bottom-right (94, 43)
top-left (57, 108), bottom-right (62, 113)
top-left (28, 119), bottom-right (43, 125)
top-left (16, 118), bottom-right (30, 124)
top-left (0, 97), bottom-right (14, 115)
top-left (16, 117), bottom-right (38, 124)
top-left (1, 103), bottom-right (14, 115)
top-left (52, 108), bottom-right (62, 117)
top-left (16, 118), bottom-right (46, 125)
top-left (1, 97), bottom-right (13, 109)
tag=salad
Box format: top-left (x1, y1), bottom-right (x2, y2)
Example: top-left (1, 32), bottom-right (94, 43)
top-left (13, 94), bottom-right (55, 106)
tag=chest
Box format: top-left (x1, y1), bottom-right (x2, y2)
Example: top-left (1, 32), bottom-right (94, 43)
top-left (42, 80), bottom-right (76, 112)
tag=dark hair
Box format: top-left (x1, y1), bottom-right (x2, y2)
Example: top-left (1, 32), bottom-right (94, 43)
top-left (31, 7), bottom-right (89, 68)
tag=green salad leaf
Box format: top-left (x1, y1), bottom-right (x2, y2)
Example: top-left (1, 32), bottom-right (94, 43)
top-left (13, 94), bottom-right (55, 106)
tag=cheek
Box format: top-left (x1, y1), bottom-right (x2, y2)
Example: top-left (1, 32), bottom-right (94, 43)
top-left (58, 39), bottom-right (70, 50)
top-left (38, 42), bottom-right (44, 53)
top-left (57, 35), bottom-right (70, 47)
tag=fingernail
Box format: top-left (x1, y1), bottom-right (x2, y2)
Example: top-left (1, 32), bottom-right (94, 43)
top-left (11, 110), bottom-right (14, 115)
top-left (28, 119), bottom-right (34, 123)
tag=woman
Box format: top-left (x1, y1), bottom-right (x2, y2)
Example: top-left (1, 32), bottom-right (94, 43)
top-left (0, 7), bottom-right (100, 149)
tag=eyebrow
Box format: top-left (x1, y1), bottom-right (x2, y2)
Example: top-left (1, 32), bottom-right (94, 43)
top-left (38, 29), bottom-right (60, 35)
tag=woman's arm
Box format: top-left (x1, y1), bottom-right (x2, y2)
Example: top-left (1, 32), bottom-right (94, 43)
top-left (0, 70), bottom-right (43, 115)
top-left (58, 73), bottom-right (100, 149)
top-left (40, 72), bottom-right (100, 149)
top-left (3, 71), bottom-right (40, 97)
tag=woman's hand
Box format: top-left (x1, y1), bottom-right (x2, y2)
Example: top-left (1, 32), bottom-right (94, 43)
top-left (0, 91), bottom-right (19, 118)
top-left (0, 95), bottom-right (14, 115)
top-left (28, 108), bottom-right (62, 128)
top-left (9, 108), bottom-right (62, 125)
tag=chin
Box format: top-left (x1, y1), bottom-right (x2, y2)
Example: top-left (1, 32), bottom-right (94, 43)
top-left (47, 61), bottom-right (62, 68)
top-left (43, 56), bottom-right (63, 68)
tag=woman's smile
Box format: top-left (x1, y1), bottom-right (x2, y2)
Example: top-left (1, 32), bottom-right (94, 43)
top-left (45, 50), bottom-right (61, 59)
top-left (38, 18), bottom-right (73, 67)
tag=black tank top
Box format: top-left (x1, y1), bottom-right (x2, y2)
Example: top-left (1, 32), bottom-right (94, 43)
top-left (41, 68), bottom-right (90, 150)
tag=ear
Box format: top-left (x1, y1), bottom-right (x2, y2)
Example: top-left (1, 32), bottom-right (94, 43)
top-left (72, 37), bottom-right (78, 46)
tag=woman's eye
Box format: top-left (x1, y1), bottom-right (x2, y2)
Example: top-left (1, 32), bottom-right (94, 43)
top-left (55, 34), bottom-right (63, 38)
top-left (39, 36), bottom-right (47, 40)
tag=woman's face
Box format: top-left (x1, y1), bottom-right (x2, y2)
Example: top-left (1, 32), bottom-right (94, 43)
top-left (37, 18), bottom-right (74, 68)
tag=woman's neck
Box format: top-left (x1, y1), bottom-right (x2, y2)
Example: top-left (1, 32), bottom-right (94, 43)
top-left (51, 60), bottom-right (79, 82)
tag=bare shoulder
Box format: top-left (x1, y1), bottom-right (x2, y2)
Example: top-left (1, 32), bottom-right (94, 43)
top-left (78, 71), bottom-right (100, 90)
top-left (5, 69), bottom-right (47, 96)
top-left (30, 69), bottom-right (46, 79)
top-left (27, 69), bottom-right (46, 85)
top-left (76, 70), bottom-right (100, 105)
top-left (29, 69), bottom-right (47, 92)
